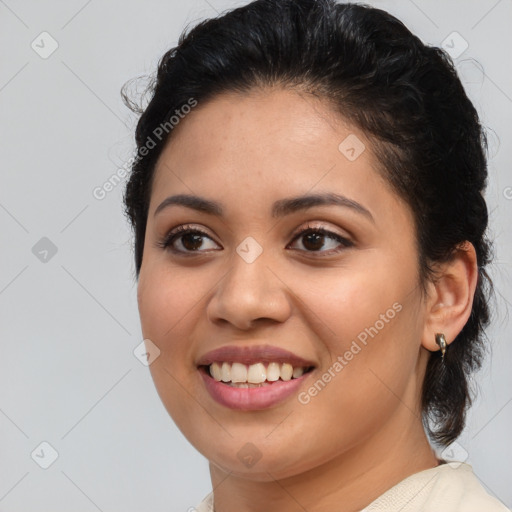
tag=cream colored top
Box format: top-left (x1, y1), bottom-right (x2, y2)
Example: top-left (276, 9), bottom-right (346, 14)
top-left (195, 462), bottom-right (510, 512)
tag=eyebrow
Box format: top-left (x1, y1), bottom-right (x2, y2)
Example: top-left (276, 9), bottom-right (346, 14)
top-left (153, 192), bottom-right (374, 223)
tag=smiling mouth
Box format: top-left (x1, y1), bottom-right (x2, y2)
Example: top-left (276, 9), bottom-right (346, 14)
top-left (199, 361), bottom-right (315, 387)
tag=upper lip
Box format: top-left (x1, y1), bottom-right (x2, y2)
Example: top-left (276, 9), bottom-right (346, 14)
top-left (196, 344), bottom-right (316, 368)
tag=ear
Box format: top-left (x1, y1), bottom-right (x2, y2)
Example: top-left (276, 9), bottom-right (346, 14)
top-left (421, 241), bottom-right (479, 353)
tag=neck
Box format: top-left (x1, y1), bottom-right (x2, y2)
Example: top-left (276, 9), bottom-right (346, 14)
top-left (208, 409), bottom-right (438, 512)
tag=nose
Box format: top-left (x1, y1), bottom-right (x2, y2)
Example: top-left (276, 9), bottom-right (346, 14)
top-left (206, 248), bottom-right (292, 331)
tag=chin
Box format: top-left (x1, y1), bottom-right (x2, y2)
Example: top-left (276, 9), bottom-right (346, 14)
top-left (200, 439), bottom-right (317, 481)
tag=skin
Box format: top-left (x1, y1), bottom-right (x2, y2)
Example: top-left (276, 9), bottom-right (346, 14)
top-left (137, 87), bottom-right (478, 512)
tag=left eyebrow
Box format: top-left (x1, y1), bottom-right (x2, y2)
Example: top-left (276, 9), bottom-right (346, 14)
top-left (153, 192), bottom-right (374, 224)
top-left (271, 192), bottom-right (374, 223)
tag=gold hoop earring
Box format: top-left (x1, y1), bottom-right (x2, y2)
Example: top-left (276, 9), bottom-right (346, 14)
top-left (435, 333), bottom-right (447, 361)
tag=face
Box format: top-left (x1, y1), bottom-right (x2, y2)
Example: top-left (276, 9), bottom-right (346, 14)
top-left (137, 87), bottom-right (429, 480)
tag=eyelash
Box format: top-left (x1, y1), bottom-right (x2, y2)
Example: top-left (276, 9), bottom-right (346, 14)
top-left (156, 223), bottom-right (353, 257)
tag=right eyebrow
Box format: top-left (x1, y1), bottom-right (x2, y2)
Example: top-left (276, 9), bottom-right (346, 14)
top-left (154, 194), bottom-right (223, 218)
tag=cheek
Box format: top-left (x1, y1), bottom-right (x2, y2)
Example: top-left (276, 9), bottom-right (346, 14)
top-left (137, 265), bottom-right (203, 402)
top-left (302, 258), bottom-right (414, 349)
top-left (137, 263), bottom-right (199, 343)
top-left (137, 266), bottom-right (207, 425)
top-left (299, 252), bottom-right (422, 403)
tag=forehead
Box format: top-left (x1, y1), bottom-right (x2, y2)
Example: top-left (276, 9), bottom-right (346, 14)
top-left (149, 87), bottom-right (407, 225)
top-left (155, 88), bottom-right (344, 177)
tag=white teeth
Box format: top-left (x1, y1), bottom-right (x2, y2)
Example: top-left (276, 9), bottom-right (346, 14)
top-left (208, 361), bottom-right (310, 383)
top-left (292, 367), bottom-right (304, 378)
top-left (230, 362), bottom-right (248, 383)
top-left (280, 363), bottom-right (293, 381)
top-left (266, 362), bottom-right (281, 381)
top-left (227, 382), bottom-right (272, 388)
top-left (221, 362), bottom-right (231, 382)
top-left (247, 363), bottom-right (266, 383)
top-left (211, 362), bottom-right (222, 381)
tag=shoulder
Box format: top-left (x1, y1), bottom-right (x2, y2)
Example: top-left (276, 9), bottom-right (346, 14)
top-left (362, 462), bottom-right (510, 512)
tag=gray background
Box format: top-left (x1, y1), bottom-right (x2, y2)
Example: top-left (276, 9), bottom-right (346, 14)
top-left (0, 0), bottom-right (511, 510)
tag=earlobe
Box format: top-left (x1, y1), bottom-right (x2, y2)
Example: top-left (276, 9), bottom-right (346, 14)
top-left (421, 241), bottom-right (478, 353)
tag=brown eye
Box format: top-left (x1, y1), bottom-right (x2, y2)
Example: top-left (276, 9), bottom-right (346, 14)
top-left (157, 226), bottom-right (220, 254)
top-left (180, 232), bottom-right (205, 251)
top-left (288, 226), bottom-right (353, 255)
top-left (301, 231), bottom-right (325, 251)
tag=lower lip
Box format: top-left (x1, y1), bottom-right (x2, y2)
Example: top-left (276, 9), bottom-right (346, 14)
top-left (199, 367), bottom-right (312, 410)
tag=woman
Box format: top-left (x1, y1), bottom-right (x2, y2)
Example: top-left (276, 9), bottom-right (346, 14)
top-left (122, 0), bottom-right (510, 510)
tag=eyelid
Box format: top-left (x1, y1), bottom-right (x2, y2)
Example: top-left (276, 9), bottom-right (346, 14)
top-left (289, 221), bottom-right (351, 241)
